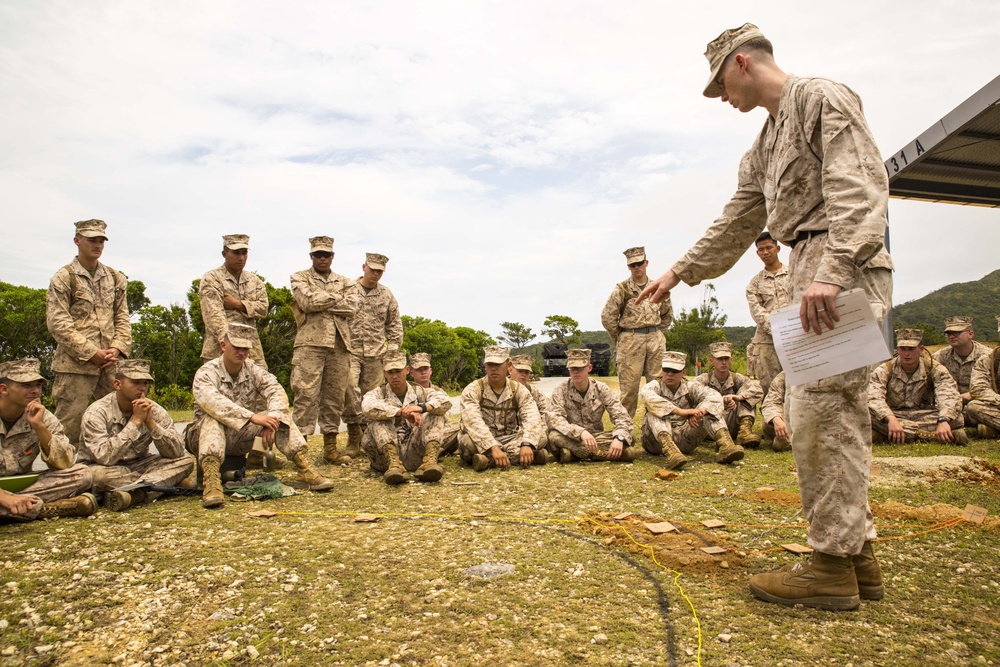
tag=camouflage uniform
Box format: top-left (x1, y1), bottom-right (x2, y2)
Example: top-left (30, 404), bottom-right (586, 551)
top-left (342, 273), bottom-right (403, 427)
top-left (670, 75), bottom-right (893, 556)
top-left (458, 378), bottom-right (542, 458)
top-left (198, 266), bottom-right (269, 367)
top-left (360, 381), bottom-right (450, 472)
top-left (601, 274), bottom-right (673, 418)
top-left (691, 370), bottom-right (763, 438)
top-left (184, 357), bottom-right (307, 462)
top-left (639, 377), bottom-right (726, 453)
top-left (548, 378), bottom-right (633, 460)
top-left (0, 400), bottom-right (92, 521)
top-left (967, 351), bottom-right (1000, 432)
top-left (745, 264), bottom-right (790, 399)
top-left (47, 251), bottom-right (132, 446)
top-left (78, 391), bottom-right (192, 492)
top-left (760, 371), bottom-right (790, 449)
top-left (289, 261), bottom-right (360, 435)
top-left (869, 358), bottom-right (963, 441)
top-left (933, 340), bottom-right (992, 427)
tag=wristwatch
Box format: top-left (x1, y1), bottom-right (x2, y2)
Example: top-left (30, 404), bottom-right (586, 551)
top-left (615, 435), bottom-right (627, 443)
top-left (936, 417), bottom-right (948, 423)
top-left (417, 402), bottom-right (427, 413)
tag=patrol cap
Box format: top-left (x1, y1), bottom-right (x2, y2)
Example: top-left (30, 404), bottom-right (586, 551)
top-left (661, 351), bottom-right (687, 372)
top-left (409, 352), bottom-right (431, 369)
top-left (895, 328), bottom-right (924, 348)
top-left (943, 316), bottom-right (972, 333)
top-left (623, 246), bottom-right (646, 264)
top-left (566, 348), bottom-right (592, 369)
top-left (703, 23), bottom-right (767, 98)
top-left (510, 355), bottom-right (534, 371)
top-left (365, 253), bottom-right (389, 270)
top-left (75, 219), bottom-right (108, 239)
top-left (383, 349), bottom-right (408, 371)
top-left (225, 323), bottom-right (256, 348)
top-left (309, 236), bottom-right (334, 253)
top-left (483, 346), bottom-right (511, 364)
top-left (223, 234), bottom-right (250, 250)
top-left (709, 341), bottom-right (733, 358)
top-left (0, 358), bottom-right (45, 384)
top-left (115, 359), bottom-right (154, 382)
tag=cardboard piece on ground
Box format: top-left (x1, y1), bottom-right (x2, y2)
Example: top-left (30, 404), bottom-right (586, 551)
top-left (450, 481), bottom-right (480, 486)
top-left (782, 543), bottom-right (813, 554)
top-left (701, 546), bottom-right (727, 555)
top-left (644, 521), bottom-right (678, 535)
top-left (613, 512), bottom-right (634, 521)
top-left (870, 464), bottom-right (882, 478)
top-left (247, 509), bottom-right (278, 518)
top-left (756, 486), bottom-right (774, 492)
top-left (471, 512), bottom-right (488, 518)
top-left (701, 519), bottom-right (726, 529)
top-left (962, 504), bottom-right (988, 524)
top-left (354, 514), bottom-right (381, 523)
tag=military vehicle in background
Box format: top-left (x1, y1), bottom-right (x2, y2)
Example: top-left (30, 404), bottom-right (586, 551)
top-left (542, 342), bottom-right (568, 376)
top-left (590, 343), bottom-right (612, 376)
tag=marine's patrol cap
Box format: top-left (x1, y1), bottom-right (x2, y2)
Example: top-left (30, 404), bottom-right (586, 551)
top-left (623, 246), bottom-right (646, 264)
top-left (510, 355), bottom-right (534, 371)
top-left (75, 219), bottom-right (108, 239)
top-left (225, 323), bottom-right (257, 348)
top-left (944, 316), bottom-right (973, 333)
top-left (895, 328), bottom-right (924, 348)
top-left (223, 234), bottom-right (250, 250)
top-left (409, 352), bottom-right (431, 369)
top-left (0, 358), bottom-right (45, 384)
top-left (115, 359), bottom-right (154, 382)
top-left (566, 349), bottom-right (592, 369)
top-left (483, 346), bottom-right (511, 364)
top-left (365, 253), bottom-right (389, 271)
top-left (703, 23), bottom-right (767, 98)
top-left (709, 342), bottom-right (733, 358)
top-left (661, 351), bottom-right (687, 372)
top-left (384, 350), bottom-right (408, 371)
top-left (309, 236), bottom-right (334, 253)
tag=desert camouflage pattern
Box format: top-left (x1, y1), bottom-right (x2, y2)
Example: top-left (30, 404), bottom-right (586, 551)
top-left (185, 357), bottom-right (306, 461)
top-left (639, 377), bottom-right (726, 451)
top-left (547, 378), bottom-right (633, 460)
top-left (0, 465), bottom-right (93, 521)
top-left (692, 370), bottom-right (763, 435)
top-left (198, 266), bottom-right (269, 365)
top-left (527, 383), bottom-right (553, 451)
top-left (601, 277), bottom-right (673, 340)
top-left (77, 392), bottom-right (191, 492)
top-left (745, 265), bottom-right (790, 398)
top-left (458, 378), bottom-right (542, 453)
top-left (932, 341), bottom-right (992, 396)
top-left (760, 372), bottom-right (787, 426)
top-left (289, 266), bottom-right (360, 435)
top-left (51, 372), bottom-right (117, 446)
top-left (360, 381), bottom-right (447, 472)
top-left (342, 280), bottom-right (403, 425)
top-left (869, 358), bottom-right (962, 427)
top-left (967, 352), bottom-right (1000, 432)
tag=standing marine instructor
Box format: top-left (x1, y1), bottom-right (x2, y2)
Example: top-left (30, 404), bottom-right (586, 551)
top-left (639, 23), bottom-right (893, 611)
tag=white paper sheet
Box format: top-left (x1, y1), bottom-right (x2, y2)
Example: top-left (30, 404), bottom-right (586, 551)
top-left (769, 288), bottom-right (891, 386)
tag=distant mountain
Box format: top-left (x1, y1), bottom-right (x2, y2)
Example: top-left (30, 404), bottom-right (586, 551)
top-left (892, 269), bottom-right (1000, 343)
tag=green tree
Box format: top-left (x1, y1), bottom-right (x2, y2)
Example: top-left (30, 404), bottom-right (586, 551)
top-left (497, 321), bottom-right (536, 351)
top-left (126, 279), bottom-right (151, 314)
top-left (187, 279), bottom-right (204, 334)
top-left (664, 284), bottom-right (728, 371)
top-left (542, 315), bottom-right (581, 345)
top-left (402, 319), bottom-right (464, 390)
top-left (453, 327), bottom-right (497, 386)
top-left (0, 282), bottom-right (55, 377)
top-left (130, 304), bottom-right (202, 387)
top-left (258, 280), bottom-right (296, 393)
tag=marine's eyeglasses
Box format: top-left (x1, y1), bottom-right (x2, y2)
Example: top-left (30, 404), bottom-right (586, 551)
top-left (628, 261), bottom-right (644, 269)
top-left (311, 252), bottom-right (333, 258)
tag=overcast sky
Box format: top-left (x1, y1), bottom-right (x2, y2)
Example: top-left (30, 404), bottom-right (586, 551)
top-left (2, 1), bottom-right (998, 341)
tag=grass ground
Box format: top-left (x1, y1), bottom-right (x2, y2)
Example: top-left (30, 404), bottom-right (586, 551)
top-left (3, 379), bottom-right (999, 667)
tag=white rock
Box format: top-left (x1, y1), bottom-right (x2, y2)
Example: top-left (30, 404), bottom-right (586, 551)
top-left (592, 633), bottom-right (608, 645)
top-left (718, 633), bottom-right (732, 643)
top-left (247, 646), bottom-right (260, 659)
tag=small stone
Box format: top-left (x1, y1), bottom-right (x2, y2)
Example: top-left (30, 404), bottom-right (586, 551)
top-left (720, 560), bottom-right (730, 569)
top-left (592, 633), bottom-right (608, 645)
top-left (2, 647), bottom-right (16, 656)
top-left (247, 646), bottom-right (260, 659)
top-left (718, 633), bottom-right (732, 643)
top-left (35, 645), bottom-right (55, 654)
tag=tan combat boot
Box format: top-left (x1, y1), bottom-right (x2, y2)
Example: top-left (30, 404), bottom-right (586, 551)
top-left (749, 551), bottom-right (860, 611)
top-left (471, 452), bottom-right (494, 472)
top-left (292, 451), bottom-right (336, 491)
top-left (658, 432), bottom-right (689, 470)
top-left (772, 436), bottom-right (791, 452)
top-left (323, 433), bottom-right (352, 465)
top-left (381, 442), bottom-right (409, 485)
top-left (559, 448), bottom-right (574, 464)
top-left (852, 540), bottom-right (885, 601)
top-left (533, 448), bottom-right (550, 465)
top-left (619, 446), bottom-right (638, 463)
top-left (978, 423), bottom-right (999, 439)
top-left (952, 428), bottom-right (969, 446)
top-left (714, 428), bottom-right (745, 464)
top-left (345, 424), bottom-right (363, 458)
top-left (201, 456), bottom-right (225, 509)
top-left (737, 416), bottom-right (761, 448)
top-left (413, 441), bottom-right (444, 483)
top-left (104, 488), bottom-right (149, 512)
top-left (38, 493), bottom-right (98, 519)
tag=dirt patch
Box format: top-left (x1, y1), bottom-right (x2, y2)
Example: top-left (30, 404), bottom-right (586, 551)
top-left (872, 500), bottom-right (1000, 531)
top-left (744, 489), bottom-right (802, 507)
top-left (580, 512), bottom-right (746, 577)
top-left (871, 455), bottom-right (1000, 488)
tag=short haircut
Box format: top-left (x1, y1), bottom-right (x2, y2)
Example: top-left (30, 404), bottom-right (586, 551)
top-left (755, 231), bottom-right (776, 246)
top-left (723, 36), bottom-right (774, 70)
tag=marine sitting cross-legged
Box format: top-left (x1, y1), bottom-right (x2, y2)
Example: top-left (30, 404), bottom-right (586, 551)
top-left (691, 341), bottom-right (763, 448)
top-left (547, 348), bottom-right (636, 463)
top-left (410, 353), bottom-right (459, 456)
top-left (184, 323), bottom-right (335, 509)
top-left (457, 346), bottom-right (547, 471)
top-left (967, 316), bottom-right (1000, 438)
top-left (360, 350), bottom-right (451, 485)
top-left (639, 351), bottom-right (744, 470)
top-left (78, 359), bottom-right (194, 511)
top-left (933, 316), bottom-right (993, 430)
top-left (0, 358), bottom-right (96, 522)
